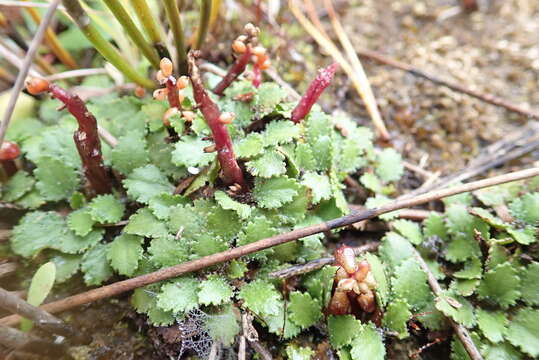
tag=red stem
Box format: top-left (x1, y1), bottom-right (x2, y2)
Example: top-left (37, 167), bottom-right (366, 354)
top-left (290, 63), bottom-right (339, 123)
top-left (1, 161), bottom-right (17, 178)
top-left (252, 63), bottom-right (262, 88)
top-left (188, 52), bottom-right (246, 188)
top-left (47, 84), bottom-right (112, 195)
top-left (212, 49), bottom-right (252, 96)
top-left (165, 76), bottom-right (181, 108)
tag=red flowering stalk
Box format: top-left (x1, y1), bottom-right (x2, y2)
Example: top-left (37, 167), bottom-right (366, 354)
top-left (213, 23), bottom-right (260, 96)
top-left (252, 63), bottom-right (262, 88)
top-left (154, 58), bottom-right (186, 109)
top-left (250, 45), bottom-right (271, 89)
top-left (213, 49), bottom-right (252, 96)
top-left (290, 63), bottom-right (339, 124)
top-left (328, 245), bottom-right (377, 315)
top-left (26, 77), bottom-right (112, 195)
top-left (0, 141), bottom-right (21, 179)
top-left (188, 51), bottom-right (246, 189)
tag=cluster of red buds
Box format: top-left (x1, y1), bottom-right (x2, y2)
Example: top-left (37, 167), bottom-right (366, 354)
top-left (328, 245), bottom-right (377, 315)
top-left (213, 23), bottom-right (265, 95)
top-left (231, 25), bottom-right (270, 88)
top-left (152, 57), bottom-right (192, 127)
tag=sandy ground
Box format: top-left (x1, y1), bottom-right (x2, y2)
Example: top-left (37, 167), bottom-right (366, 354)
top-left (328, 0), bottom-right (537, 171)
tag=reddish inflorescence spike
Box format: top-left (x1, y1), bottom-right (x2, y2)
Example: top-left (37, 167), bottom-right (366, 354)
top-left (290, 63), bottom-right (339, 123)
top-left (165, 76), bottom-right (181, 109)
top-left (188, 52), bottom-right (246, 189)
top-left (26, 78), bottom-right (112, 195)
top-left (252, 63), bottom-right (262, 88)
top-left (213, 49), bottom-right (252, 96)
top-left (329, 245), bottom-right (377, 317)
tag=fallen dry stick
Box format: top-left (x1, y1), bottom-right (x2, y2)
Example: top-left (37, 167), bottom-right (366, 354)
top-left (356, 47), bottom-right (539, 120)
top-left (0, 287), bottom-right (87, 344)
top-left (269, 242), bottom-right (380, 279)
top-left (413, 250), bottom-right (484, 360)
top-left (0, 167), bottom-right (538, 327)
top-left (0, 0), bottom-right (62, 147)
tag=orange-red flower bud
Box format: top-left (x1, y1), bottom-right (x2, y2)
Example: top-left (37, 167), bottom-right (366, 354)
top-left (25, 77), bottom-right (50, 95)
top-left (160, 57), bottom-right (173, 77)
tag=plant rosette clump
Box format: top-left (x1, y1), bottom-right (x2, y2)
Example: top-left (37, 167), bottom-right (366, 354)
top-left (2, 40), bottom-right (406, 357)
top-left (3, 49), bottom-right (538, 358)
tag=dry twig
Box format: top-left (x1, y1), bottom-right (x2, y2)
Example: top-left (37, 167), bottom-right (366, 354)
top-left (355, 48), bottom-right (539, 120)
top-left (0, 324), bottom-right (66, 356)
top-left (0, 0), bottom-right (62, 147)
top-left (0, 166), bottom-right (537, 326)
top-left (403, 121), bottom-right (539, 198)
top-left (45, 68), bottom-right (107, 81)
top-left (269, 242), bottom-right (379, 279)
top-left (322, 0), bottom-right (389, 139)
top-left (0, 287), bottom-right (87, 344)
top-left (413, 250), bottom-right (484, 360)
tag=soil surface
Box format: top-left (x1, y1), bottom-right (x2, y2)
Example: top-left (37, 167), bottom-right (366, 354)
top-left (288, 0), bottom-right (538, 174)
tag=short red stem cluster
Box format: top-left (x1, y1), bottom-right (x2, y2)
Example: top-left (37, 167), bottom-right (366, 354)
top-left (47, 83), bottom-right (112, 195)
top-left (26, 78), bottom-right (112, 195)
top-left (213, 49), bottom-right (252, 96)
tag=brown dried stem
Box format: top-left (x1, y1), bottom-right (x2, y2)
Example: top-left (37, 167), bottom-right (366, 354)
top-left (269, 242), bottom-right (380, 279)
top-left (0, 166), bottom-right (537, 327)
top-left (413, 250), bottom-right (484, 360)
top-left (322, 0), bottom-right (389, 139)
top-left (0, 287), bottom-right (87, 344)
top-left (355, 48), bottom-right (539, 120)
top-left (289, 0), bottom-right (390, 140)
top-left (0, 0), bottom-right (61, 148)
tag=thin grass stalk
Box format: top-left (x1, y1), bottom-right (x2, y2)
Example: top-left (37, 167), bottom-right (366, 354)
top-left (322, 0), bottom-right (389, 140)
top-left (193, 0), bottom-right (211, 50)
top-left (22, 1), bottom-right (78, 69)
top-left (0, 13), bottom-right (29, 51)
top-left (289, 0), bottom-right (390, 140)
top-left (102, 0), bottom-right (160, 68)
top-left (130, 0), bottom-right (162, 43)
top-left (163, 0), bottom-right (188, 75)
top-left (0, 25), bottom-right (55, 75)
top-left (0, 41), bottom-right (42, 77)
top-left (129, 0), bottom-right (168, 57)
top-left (0, 0), bottom-right (61, 147)
top-left (61, 0), bottom-right (154, 88)
top-left (209, 0), bottom-right (221, 31)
